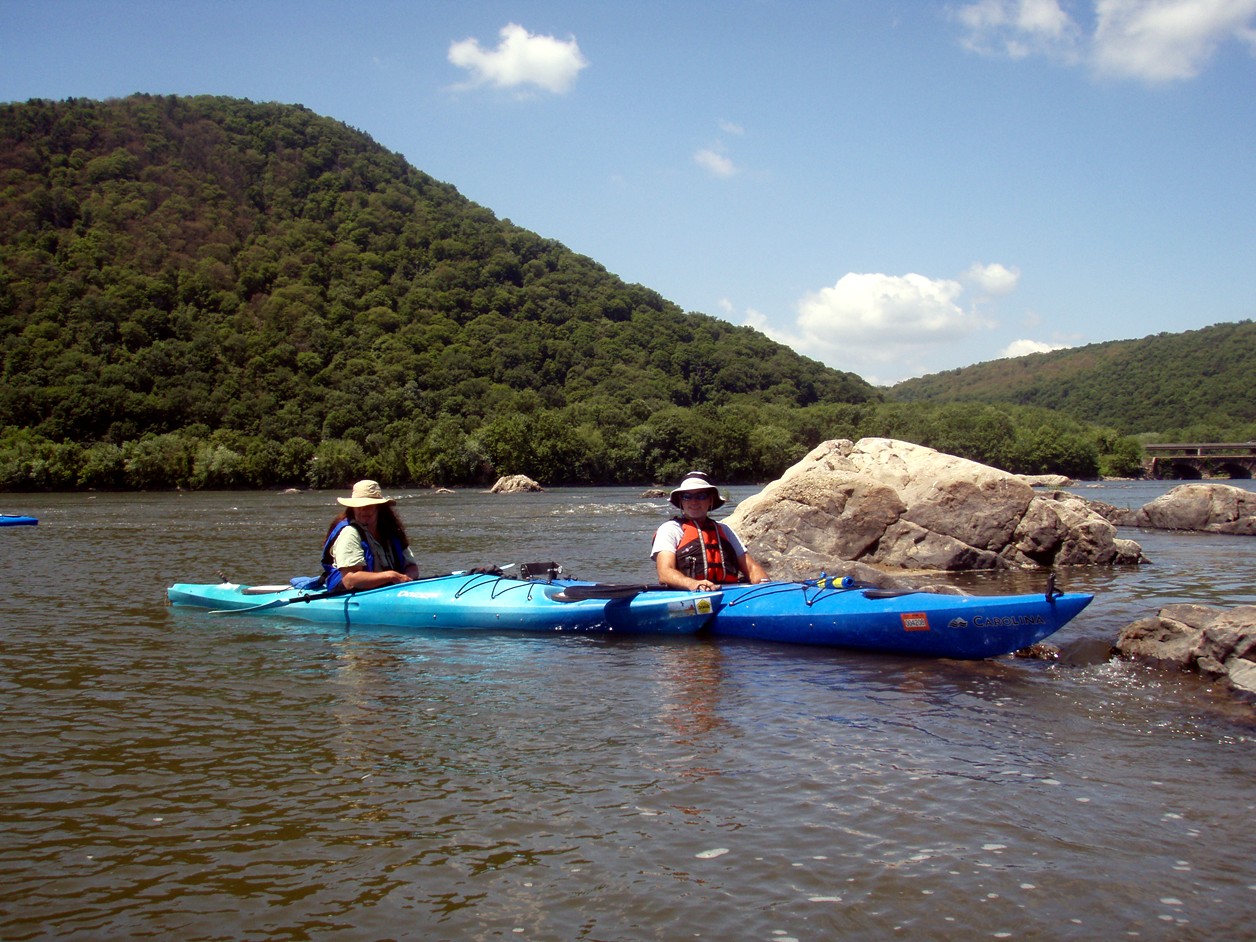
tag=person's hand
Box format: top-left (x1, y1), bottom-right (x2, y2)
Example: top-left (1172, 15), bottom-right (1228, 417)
top-left (693, 580), bottom-right (716, 592)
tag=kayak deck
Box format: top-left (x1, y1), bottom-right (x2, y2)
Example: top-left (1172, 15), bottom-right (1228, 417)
top-left (707, 581), bottom-right (1093, 659)
top-left (167, 573), bottom-right (715, 635)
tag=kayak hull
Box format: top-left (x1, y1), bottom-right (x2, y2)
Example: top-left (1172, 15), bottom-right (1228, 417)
top-left (707, 582), bottom-right (1094, 659)
top-left (0, 515), bottom-right (37, 527)
top-left (167, 573), bottom-right (715, 635)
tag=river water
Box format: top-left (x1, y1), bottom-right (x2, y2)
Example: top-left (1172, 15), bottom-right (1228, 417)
top-left (1, 481), bottom-right (1254, 941)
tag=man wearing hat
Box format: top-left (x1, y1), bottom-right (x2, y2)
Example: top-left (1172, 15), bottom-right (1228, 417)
top-left (651, 472), bottom-right (768, 592)
top-left (320, 480), bottom-right (420, 593)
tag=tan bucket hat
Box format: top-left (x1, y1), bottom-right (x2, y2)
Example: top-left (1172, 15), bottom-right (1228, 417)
top-left (337, 480), bottom-right (397, 507)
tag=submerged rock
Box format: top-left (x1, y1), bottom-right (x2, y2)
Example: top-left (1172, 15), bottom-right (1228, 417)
top-left (1115, 604), bottom-right (1256, 704)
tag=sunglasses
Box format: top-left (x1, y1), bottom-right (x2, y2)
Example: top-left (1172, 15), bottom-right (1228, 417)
top-left (679, 492), bottom-right (712, 501)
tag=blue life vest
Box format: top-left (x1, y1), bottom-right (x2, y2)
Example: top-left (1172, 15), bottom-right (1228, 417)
top-left (319, 519), bottom-right (406, 594)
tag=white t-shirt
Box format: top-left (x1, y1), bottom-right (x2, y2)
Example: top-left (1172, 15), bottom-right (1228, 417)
top-left (650, 518), bottom-right (747, 560)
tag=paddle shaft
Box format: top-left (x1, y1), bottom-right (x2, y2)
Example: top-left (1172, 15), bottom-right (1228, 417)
top-left (211, 571), bottom-right (469, 615)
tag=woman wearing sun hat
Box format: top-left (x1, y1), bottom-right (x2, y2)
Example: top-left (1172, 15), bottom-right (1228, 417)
top-left (319, 480), bottom-right (420, 593)
top-left (650, 471), bottom-right (768, 592)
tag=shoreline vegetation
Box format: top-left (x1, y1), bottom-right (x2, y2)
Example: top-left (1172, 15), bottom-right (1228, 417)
top-left (0, 401), bottom-right (1144, 493)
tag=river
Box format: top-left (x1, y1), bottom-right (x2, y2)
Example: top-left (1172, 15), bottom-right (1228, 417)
top-left (1, 481), bottom-right (1253, 941)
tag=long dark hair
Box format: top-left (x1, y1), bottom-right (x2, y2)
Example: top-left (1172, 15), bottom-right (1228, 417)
top-left (325, 506), bottom-right (411, 548)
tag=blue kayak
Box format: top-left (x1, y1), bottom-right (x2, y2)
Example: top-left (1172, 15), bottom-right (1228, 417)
top-left (705, 581), bottom-right (1093, 658)
top-left (556, 578), bottom-right (1093, 659)
top-left (0, 515), bottom-right (37, 527)
top-left (167, 572), bottom-right (716, 635)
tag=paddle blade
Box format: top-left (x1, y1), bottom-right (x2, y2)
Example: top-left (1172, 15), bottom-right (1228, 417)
top-left (551, 583), bottom-right (663, 602)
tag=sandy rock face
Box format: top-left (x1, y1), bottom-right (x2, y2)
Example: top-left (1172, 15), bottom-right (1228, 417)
top-left (725, 438), bottom-right (1144, 578)
top-left (1110, 483), bottom-right (1256, 535)
top-left (490, 474), bottom-right (543, 493)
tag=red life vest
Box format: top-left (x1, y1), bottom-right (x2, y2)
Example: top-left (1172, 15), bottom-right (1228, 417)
top-left (673, 517), bottom-right (744, 584)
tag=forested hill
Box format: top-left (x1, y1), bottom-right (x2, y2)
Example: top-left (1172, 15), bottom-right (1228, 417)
top-left (0, 94), bottom-right (875, 488)
top-left (891, 320), bottom-right (1256, 438)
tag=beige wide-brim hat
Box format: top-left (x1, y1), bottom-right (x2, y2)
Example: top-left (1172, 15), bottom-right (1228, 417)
top-left (337, 479), bottom-right (397, 507)
top-left (668, 473), bottom-right (726, 510)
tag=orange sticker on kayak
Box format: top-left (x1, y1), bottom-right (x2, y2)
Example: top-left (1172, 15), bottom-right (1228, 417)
top-left (901, 612), bottom-right (930, 632)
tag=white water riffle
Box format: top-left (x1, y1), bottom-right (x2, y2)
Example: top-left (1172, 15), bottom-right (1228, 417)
top-left (1, 483), bottom-right (1252, 940)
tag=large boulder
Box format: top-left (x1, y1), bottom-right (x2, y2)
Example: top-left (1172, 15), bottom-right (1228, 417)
top-left (1111, 483), bottom-right (1256, 535)
top-left (490, 474), bottom-right (543, 494)
top-left (725, 438), bottom-right (1145, 578)
top-left (1114, 604), bottom-right (1256, 704)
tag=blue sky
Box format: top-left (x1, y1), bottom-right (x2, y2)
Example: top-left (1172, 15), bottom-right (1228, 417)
top-left (3, 1), bottom-right (1254, 386)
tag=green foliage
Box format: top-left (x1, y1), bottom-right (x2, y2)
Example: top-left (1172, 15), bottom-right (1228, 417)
top-left (892, 320), bottom-right (1256, 439)
top-left (309, 439), bottom-right (368, 490)
top-left (0, 94), bottom-right (881, 490)
top-left (0, 95), bottom-right (1155, 489)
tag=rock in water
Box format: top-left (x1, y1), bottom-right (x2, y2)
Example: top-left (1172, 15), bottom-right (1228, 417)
top-left (725, 438), bottom-right (1145, 576)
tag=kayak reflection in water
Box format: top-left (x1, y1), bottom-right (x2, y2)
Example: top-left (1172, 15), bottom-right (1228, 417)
top-left (651, 471), bottom-right (769, 592)
top-left (322, 480), bottom-right (420, 593)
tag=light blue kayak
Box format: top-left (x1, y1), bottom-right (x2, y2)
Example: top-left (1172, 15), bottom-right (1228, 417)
top-left (167, 572), bottom-right (716, 635)
top-left (0, 514), bottom-right (37, 527)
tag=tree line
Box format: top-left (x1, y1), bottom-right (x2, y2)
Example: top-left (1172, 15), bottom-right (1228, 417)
top-left (893, 320), bottom-right (1256, 441)
top-left (0, 399), bottom-right (1142, 491)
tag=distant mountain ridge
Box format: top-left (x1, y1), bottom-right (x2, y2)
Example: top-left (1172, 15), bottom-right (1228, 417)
top-left (891, 320), bottom-right (1256, 436)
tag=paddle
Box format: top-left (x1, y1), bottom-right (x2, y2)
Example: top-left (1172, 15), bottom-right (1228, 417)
top-left (210, 566), bottom-right (516, 615)
top-left (551, 583), bottom-right (674, 602)
top-left (553, 577), bottom-right (922, 602)
top-left (211, 589), bottom-right (339, 615)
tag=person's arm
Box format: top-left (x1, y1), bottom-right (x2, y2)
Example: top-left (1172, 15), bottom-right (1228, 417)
top-left (738, 551), bottom-right (769, 584)
top-left (400, 545), bottom-right (419, 580)
top-left (655, 550), bottom-right (719, 592)
top-left (332, 527), bottom-right (414, 591)
top-left (339, 566), bottom-right (413, 591)
top-left (720, 523), bottom-right (768, 584)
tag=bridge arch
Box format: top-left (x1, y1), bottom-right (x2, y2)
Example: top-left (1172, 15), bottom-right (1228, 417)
top-left (1214, 461), bottom-right (1253, 480)
top-left (1145, 444), bottom-right (1256, 480)
top-left (1155, 458), bottom-right (1203, 480)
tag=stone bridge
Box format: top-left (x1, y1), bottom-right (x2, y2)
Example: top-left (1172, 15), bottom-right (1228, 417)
top-left (1144, 443), bottom-right (1256, 480)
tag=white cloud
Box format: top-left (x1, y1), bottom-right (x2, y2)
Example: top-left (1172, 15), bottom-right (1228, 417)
top-left (719, 119), bottom-right (745, 135)
top-left (694, 148), bottom-right (738, 178)
top-left (1001, 338), bottom-right (1072, 357)
top-left (962, 261), bottom-right (1021, 295)
top-left (728, 266), bottom-right (1025, 384)
top-left (954, 0), bottom-right (1256, 81)
top-left (448, 23), bottom-right (588, 93)
top-left (1093, 0), bottom-right (1256, 81)
top-left (954, 0), bottom-right (1081, 60)
top-left (796, 272), bottom-right (990, 345)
